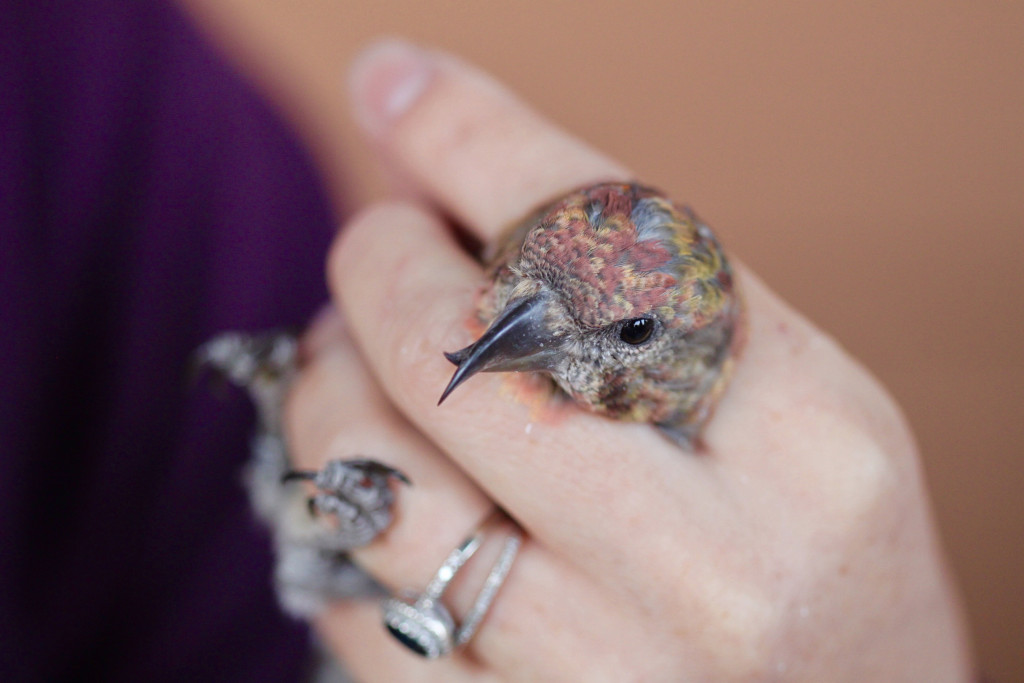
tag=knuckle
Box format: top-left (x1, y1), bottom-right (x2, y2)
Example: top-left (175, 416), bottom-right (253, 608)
top-left (330, 202), bottom-right (425, 284)
top-left (698, 579), bottom-right (780, 678)
top-left (783, 380), bottom-right (903, 526)
top-left (646, 555), bottom-right (779, 676)
top-left (819, 424), bottom-right (900, 523)
top-left (764, 333), bottom-right (910, 526)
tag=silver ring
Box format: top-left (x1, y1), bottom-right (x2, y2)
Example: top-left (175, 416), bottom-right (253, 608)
top-left (381, 510), bottom-right (522, 658)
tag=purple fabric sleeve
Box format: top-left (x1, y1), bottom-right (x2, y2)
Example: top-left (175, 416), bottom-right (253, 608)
top-left (0, 1), bottom-right (340, 680)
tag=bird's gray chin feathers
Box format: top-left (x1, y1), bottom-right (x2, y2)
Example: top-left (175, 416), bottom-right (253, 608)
top-left (439, 291), bottom-right (564, 404)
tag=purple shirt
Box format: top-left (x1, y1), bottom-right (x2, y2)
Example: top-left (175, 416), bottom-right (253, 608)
top-left (0, 1), bottom-right (339, 680)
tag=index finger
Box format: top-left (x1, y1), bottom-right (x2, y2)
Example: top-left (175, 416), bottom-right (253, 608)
top-left (350, 40), bottom-right (631, 238)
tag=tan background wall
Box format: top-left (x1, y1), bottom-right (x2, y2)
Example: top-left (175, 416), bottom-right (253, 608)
top-left (179, 2), bottom-right (1024, 678)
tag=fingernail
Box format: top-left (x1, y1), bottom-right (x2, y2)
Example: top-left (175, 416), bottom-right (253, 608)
top-left (349, 39), bottom-right (434, 135)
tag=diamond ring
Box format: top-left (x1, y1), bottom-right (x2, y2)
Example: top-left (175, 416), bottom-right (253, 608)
top-left (380, 510), bottom-right (522, 658)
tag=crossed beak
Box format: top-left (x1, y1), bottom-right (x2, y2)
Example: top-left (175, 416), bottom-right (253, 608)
top-left (438, 291), bottom-right (564, 404)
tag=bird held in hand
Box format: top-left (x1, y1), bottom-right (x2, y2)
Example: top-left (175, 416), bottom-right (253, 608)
top-left (440, 182), bottom-right (742, 449)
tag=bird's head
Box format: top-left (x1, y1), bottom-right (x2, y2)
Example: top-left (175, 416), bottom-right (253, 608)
top-left (440, 183), bottom-right (738, 431)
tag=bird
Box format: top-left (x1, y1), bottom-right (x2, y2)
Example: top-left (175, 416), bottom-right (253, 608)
top-left (439, 182), bottom-right (742, 449)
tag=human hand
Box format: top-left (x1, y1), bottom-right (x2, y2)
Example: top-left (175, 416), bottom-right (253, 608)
top-left (284, 41), bottom-right (972, 681)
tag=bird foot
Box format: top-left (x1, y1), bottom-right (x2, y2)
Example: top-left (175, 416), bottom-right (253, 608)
top-left (193, 330), bottom-right (405, 615)
top-left (192, 329), bottom-right (298, 386)
top-left (283, 459), bottom-right (411, 550)
top-left (191, 330), bottom-right (299, 432)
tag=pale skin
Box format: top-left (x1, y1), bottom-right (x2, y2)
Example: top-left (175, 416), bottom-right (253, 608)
top-left (283, 41), bottom-right (973, 681)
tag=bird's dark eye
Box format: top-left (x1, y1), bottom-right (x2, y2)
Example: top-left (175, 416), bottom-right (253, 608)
top-left (619, 318), bottom-right (655, 345)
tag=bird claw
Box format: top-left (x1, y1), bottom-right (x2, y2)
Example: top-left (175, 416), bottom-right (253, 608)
top-left (191, 330), bottom-right (299, 387)
top-left (191, 330), bottom-right (299, 433)
top-left (283, 459), bottom-right (411, 550)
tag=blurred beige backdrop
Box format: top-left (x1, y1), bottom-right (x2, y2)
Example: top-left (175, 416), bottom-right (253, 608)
top-left (179, 1), bottom-right (1024, 679)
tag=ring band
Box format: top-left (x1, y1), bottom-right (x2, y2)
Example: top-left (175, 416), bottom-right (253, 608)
top-left (381, 510), bottom-right (522, 658)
